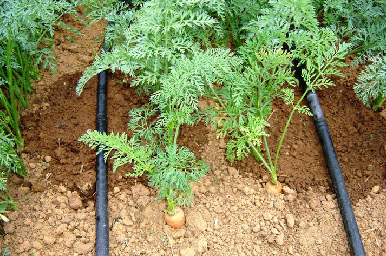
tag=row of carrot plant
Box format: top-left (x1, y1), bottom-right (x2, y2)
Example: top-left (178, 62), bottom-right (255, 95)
top-left (78, 0), bottom-right (385, 226)
top-left (0, 0), bottom-right (81, 219)
top-left (0, 0), bottom-right (384, 226)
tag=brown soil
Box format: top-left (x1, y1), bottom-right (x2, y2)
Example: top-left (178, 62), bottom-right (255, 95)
top-left (1, 9), bottom-right (386, 256)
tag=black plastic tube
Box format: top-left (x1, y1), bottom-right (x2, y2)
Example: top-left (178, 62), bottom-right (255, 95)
top-left (295, 64), bottom-right (366, 256)
top-left (95, 39), bottom-right (109, 256)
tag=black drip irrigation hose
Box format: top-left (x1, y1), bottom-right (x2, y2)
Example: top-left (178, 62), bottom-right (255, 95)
top-left (94, 0), bottom-right (134, 250)
top-left (294, 63), bottom-right (366, 256)
top-left (95, 27), bottom-right (112, 256)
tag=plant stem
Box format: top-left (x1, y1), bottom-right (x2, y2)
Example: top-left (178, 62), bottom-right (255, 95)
top-left (6, 37), bottom-right (23, 149)
top-left (373, 94), bottom-right (385, 111)
top-left (263, 136), bottom-right (274, 170)
top-left (345, 46), bottom-right (365, 57)
top-left (209, 86), bottom-right (226, 110)
top-left (254, 80), bottom-right (263, 163)
top-left (247, 141), bottom-right (272, 175)
top-left (273, 88), bottom-right (310, 181)
top-left (253, 144), bottom-right (261, 161)
top-left (166, 192), bottom-right (176, 215)
top-left (162, 0), bottom-right (169, 77)
top-left (174, 123), bottom-right (180, 145)
top-left (0, 190), bottom-right (18, 211)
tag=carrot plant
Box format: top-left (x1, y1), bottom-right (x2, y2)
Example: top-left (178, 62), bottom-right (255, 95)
top-left (76, 0), bottom-right (227, 95)
top-left (0, 113), bottom-right (23, 216)
top-left (316, 0), bottom-right (386, 109)
top-left (77, 0), bottom-right (251, 221)
top-left (354, 55), bottom-right (386, 111)
top-left (318, 0), bottom-right (386, 61)
top-left (80, 47), bottom-right (240, 217)
top-left (0, 0), bottom-right (80, 71)
top-left (222, 0), bottom-right (269, 48)
top-left (141, 48), bottom-right (239, 214)
top-left (209, 0), bottom-right (350, 189)
top-left (0, 0), bottom-right (79, 216)
top-left (79, 0), bottom-right (351, 203)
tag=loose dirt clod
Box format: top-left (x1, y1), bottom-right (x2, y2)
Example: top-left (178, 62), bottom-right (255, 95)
top-left (286, 214), bottom-right (295, 228)
top-left (68, 193), bottom-right (82, 210)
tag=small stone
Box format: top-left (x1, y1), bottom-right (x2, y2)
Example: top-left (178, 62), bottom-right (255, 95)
top-left (241, 223), bottom-right (249, 231)
top-left (180, 247), bottom-right (195, 256)
top-left (252, 223), bottom-right (261, 233)
top-left (243, 186), bottom-right (254, 195)
top-left (263, 212), bottom-right (272, 221)
top-left (286, 214), bottom-right (295, 228)
top-left (309, 199), bottom-right (321, 209)
top-left (200, 186), bottom-right (208, 194)
top-left (44, 155), bottom-right (52, 162)
top-left (381, 109), bottom-right (386, 119)
top-left (28, 163), bottom-right (36, 169)
top-left (9, 174), bottom-right (23, 185)
top-left (113, 187), bottom-right (121, 193)
top-left (68, 193), bottom-right (82, 210)
top-left (371, 185), bottom-right (380, 194)
top-left (276, 233), bottom-right (285, 245)
top-left (271, 227), bottom-right (280, 235)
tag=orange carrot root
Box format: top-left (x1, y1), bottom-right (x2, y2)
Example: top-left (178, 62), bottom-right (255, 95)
top-left (265, 181), bottom-right (282, 194)
top-left (165, 206), bottom-right (185, 229)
